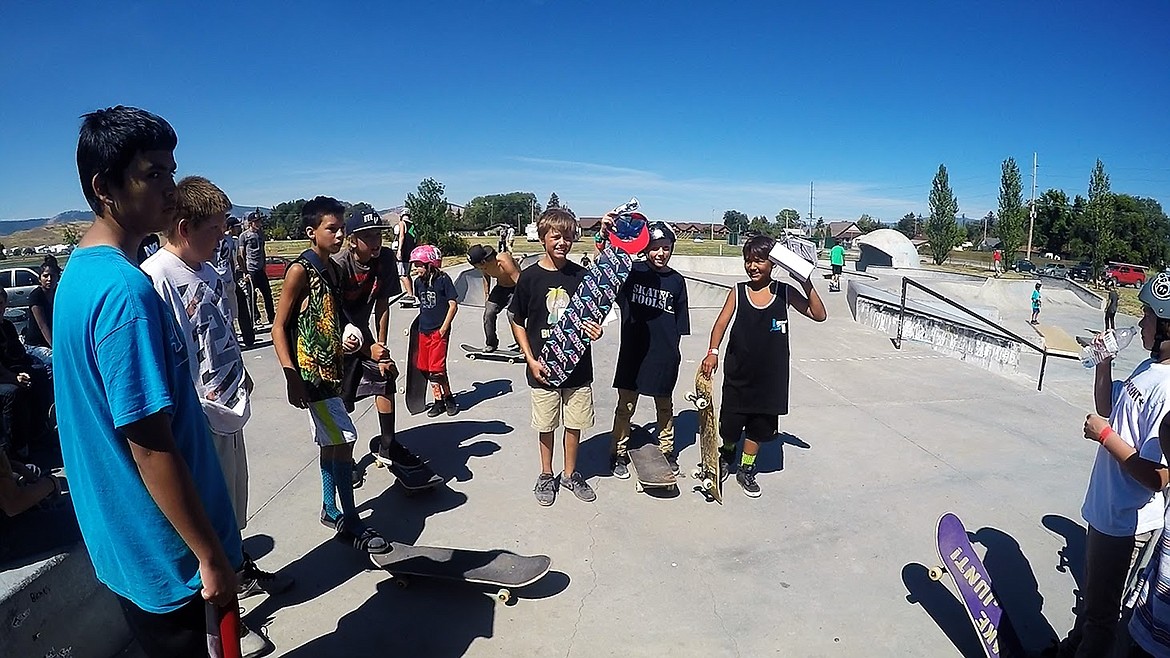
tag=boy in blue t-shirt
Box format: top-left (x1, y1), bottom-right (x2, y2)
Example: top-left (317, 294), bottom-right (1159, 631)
top-left (58, 106), bottom-right (243, 657)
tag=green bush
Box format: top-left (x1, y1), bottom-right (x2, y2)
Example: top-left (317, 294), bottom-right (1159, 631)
top-left (438, 233), bottom-right (468, 257)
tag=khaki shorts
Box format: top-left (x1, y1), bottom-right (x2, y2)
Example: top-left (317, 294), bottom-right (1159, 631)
top-left (307, 397), bottom-right (358, 447)
top-left (531, 386), bottom-right (595, 433)
top-left (210, 428), bottom-right (249, 530)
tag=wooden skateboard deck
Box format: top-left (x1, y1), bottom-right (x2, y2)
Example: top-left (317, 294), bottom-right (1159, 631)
top-left (370, 542), bottom-right (552, 603)
top-left (461, 344), bottom-right (525, 363)
top-left (627, 443), bottom-right (677, 494)
top-left (928, 513), bottom-right (1022, 658)
top-left (404, 316), bottom-right (426, 415)
top-left (686, 367), bottom-right (721, 504)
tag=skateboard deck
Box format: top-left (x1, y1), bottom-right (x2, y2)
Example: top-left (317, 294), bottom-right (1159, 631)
top-left (627, 443), bottom-right (677, 494)
top-left (928, 513), bottom-right (1021, 658)
top-left (205, 600), bottom-right (242, 658)
top-left (686, 368), bottom-right (722, 504)
top-left (370, 542), bottom-right (552, 603)
top-left (538, 201), bottom-right (647, 387)
top-left (404, 316), bottom-right (427, 415)
top-left (367, 437), bottom-right (443, 493)
top-left (461, 344), bottom-right (525, 363)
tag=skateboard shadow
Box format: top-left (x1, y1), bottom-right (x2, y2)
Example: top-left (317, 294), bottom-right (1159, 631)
top-left (970, 526), bottom-right (1057, 653)
top-left (454, 379), bottom-right (513, 411)
top-left (242, 533), bottom-right (276, 562)
top-left (903, 562), bottom-right (988, 657)
top-left (1042, 513), bottom-right (1087, 616)
top-left (397, 419), bottom-right (510, 483)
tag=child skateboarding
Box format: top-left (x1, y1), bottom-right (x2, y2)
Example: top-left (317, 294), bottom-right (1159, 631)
top-left (829, 241), bottom-right (845, 292)
top-left (271, 196), bottom-right (389, 554)
top-left (1031, 282), bottom-right (1043, 325)
top-left (509, 208), bottom-right (604, 506)
top-left (1054, 273), bottom-right (1170, 657)
top-left (609, 220), bottom-right (691, 478)
top-left (335, 205), bottom-right (439, 486)
top-left (701, 235), bottom-right (827, 497)
top-left (410, 245), bottom-right (460, 417)
top-left (466, 244), bottom-right (521, 352)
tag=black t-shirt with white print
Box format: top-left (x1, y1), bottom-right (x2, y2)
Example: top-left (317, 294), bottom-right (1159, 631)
top-left (613, 263), bottom-right (690, 397)
top-left (509, 261), bottom-right (591, 390)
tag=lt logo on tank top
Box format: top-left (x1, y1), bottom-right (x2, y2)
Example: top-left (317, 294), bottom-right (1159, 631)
top-left (770, 318), bottom-right (788, 333)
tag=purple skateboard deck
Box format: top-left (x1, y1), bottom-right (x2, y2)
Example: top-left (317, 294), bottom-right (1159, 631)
top-left (930, 513), bottom-right (1019, 658)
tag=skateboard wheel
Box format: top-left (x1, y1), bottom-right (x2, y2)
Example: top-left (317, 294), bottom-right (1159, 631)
top-left (468, 354), bottom-right (477, 360)
top-left (927, 566), bottom-right (944, 582)
top-left (695, 398), bottom-right (709, 410)
top-left (635, 482), bottom-right (644, 493)
top-left (684, 392), bottom-right (695, 403)
top-left (701, 478), bottom-right (714, 490)
top-left (496, 588), bottom-right (511, 603)
top-left (394, 576), bottom-right (411, 589)
top-left (691, 468), bottom-right (702, 479)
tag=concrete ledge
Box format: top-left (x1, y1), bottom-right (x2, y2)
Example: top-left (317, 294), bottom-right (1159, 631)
top-left (1, 543), bottom-right (130, 658)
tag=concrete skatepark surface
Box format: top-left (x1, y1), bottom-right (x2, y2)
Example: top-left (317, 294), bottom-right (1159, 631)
top-left (17, 252), bottom-right (1145, 657)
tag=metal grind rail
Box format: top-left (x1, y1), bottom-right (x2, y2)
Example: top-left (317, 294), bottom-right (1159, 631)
top-left (892, 276), bottom-right (1077, 391)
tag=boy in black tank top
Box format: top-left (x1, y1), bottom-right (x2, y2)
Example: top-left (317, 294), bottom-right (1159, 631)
top-left (700, 236), bottom-right (827, 497)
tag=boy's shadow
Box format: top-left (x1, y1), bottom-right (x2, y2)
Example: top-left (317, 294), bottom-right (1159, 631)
top-left (380, 419), bottom-right (510, 484)
top-left (1042, 514), bottom-right (1087, 617)
top-left (972, 526), bottom-right (1057, 652)
top-left (454, 379), bottom-right (512, 411)
top-left (903, 562), bottom-right (988, 657)
top-left (744, 432), bottom-right (810, 474)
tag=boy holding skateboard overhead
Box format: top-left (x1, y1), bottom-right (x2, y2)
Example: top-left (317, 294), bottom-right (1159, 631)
top-left (510, 208), bottom-right (604, 506)
top-left (410, 244), bottom-right (460, 417)
top-left (335, 206), bottom-right (438, 485)
top-left (272, 196), bottom-right (389, 554)
top-left (701, 235), bottom-right (826, 497)
top-left (466, 244), bottom-right (521, 352)
top-left (609, 220), bottom-right (690, 478)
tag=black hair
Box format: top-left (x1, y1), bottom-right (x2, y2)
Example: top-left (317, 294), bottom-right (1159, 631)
top-left (743, 235), bottom-right (775, 261)
top-left (301, 196), bottom-right (346, 232)
top-left (40, 254), bottom-right (61, 276)
top-left (77, 106), bottom-right (177, 214)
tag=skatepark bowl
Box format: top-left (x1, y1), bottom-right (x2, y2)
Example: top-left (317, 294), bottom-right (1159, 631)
top-left (4, 250), bottom-right (1139, 657)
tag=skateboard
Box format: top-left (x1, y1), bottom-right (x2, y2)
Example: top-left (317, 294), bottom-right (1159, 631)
top-left (927, 513), bottom-right (1021, 658)
top-left (686, 368), bottom-right (722, 504)
top-left (404, 316), bottom-right (427, 415)
top-left (461, 344), bottom-right (525, 364)
top-left (627, 443), bottom-right (678, 494)
top-left (205, 600), bottom-right (242, 658)
top-left (538, 198), bottom-right (647, 387)
top-left (367, 437), bottom-right (444, 494)
top-left (370, 542), bottom-right (552, 604)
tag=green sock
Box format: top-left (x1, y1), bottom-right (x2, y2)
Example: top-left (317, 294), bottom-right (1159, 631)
top-left (740, 453), bottom-right (757, 468)
top-left (720, 441), bottom-right (737, 455)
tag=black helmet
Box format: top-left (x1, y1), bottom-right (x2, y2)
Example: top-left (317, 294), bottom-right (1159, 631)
top-left (646, 221), bottom-right (676, 244)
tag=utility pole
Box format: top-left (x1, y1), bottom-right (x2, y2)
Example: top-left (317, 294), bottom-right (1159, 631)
top-left (1026, 152), bottom-right (1038, 260)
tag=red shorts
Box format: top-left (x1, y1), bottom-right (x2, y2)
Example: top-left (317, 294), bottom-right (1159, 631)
top-left (416, 329), bottom-right (449, 375)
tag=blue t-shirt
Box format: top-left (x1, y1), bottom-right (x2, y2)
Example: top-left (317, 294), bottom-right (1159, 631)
top-left (54, 246), bottom-right (242, 613)
top-left (1032, 289), bottom-right (1041, 309)
top-left (414, 272), bottom-right (457, 333)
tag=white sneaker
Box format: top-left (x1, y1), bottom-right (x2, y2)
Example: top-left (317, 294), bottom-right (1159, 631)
top-left (240, 622), bottom-right (274, 658)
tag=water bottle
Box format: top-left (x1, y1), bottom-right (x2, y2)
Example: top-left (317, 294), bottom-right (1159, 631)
top-left (1080, 326), bottom-right (1138, 368)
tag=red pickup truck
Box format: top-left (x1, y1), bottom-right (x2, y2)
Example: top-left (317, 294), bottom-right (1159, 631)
top-left (1104, 262), bottom-right (1147, 288)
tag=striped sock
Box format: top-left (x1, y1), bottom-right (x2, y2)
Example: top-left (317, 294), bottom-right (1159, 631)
top-left (740, 453), bottom-right (757, 468)
top-left (320, 460), bottom-right (341, 520)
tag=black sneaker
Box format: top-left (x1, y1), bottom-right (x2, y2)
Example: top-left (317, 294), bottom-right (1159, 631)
top-left (736, 464), bottom-right (761, 498)
top-left (610, 453), bottom-right (630, 479)
top-left (351, 459), bottom-right (364, 488)
top-left (238, 558), bottom-right (294, 599)
top-left (534, 473), bottom-right (558, 506)
top-left (427, 398), bottom-right (446, 417)
top-left (718, 450), bottom-right (734, 483)
top-left (665, 452), bottom-right (680, 476)
top-left (443, 395), bottom-right (458, 416)
top-left (561, 471), bottom-right (596, 502)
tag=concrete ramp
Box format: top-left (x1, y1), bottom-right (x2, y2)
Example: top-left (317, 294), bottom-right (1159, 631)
top-left (924, 278), bottom-right (1096, 314)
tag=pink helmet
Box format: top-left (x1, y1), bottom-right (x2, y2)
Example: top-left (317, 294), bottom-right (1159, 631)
top-left (409, 245), bottom-right (442, 267)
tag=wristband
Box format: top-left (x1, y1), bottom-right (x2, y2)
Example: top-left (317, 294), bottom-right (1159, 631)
top-left (1097, 425), bottom-right (1113, 444)
top-left (707, 348), bottom-right (719, 356)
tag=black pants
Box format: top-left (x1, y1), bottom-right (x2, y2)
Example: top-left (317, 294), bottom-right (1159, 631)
top-left (1106, 311), bottom-right (1117, 331)
top-left (248, 269), bottom-right (275, 325)
top-left (0, 381), bottom-right (36, 456)
top-left (233, 282), bottom-right (255, 346)
top-left (116, 592), bottom-right (206, 658)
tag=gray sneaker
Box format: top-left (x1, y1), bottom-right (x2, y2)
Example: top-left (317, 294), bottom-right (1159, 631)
top-left (610, 453), bottom-right (630, 479)
top-left (561, 471), bottom-right (596, 502)
top-left (240, 621), bottom-right (274, 658)
top-left (534, 473), bottom-right (558, 506)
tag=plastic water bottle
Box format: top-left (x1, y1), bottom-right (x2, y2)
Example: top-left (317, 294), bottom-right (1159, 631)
top-left (1080, 326), bottom-right (1139, 368)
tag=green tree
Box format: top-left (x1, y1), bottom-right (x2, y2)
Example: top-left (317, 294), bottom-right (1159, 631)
top-left (547, 192), bottom-right (560, 209)
top-left (895, 212), bottom-right (919, 239)
top-left (1086, 159), bottom-right (1114, 279)
top-left (61, 226), bottom-right (82, 246)
top-left (464, 192), bottom-right (539, 231)
top-left (926, 164), bottom-right (962, 265)
top-left (856, 214), bottom-right (884, 233)
top-left (723, 210), bottom-right (749, 237)
top-left (268, 200), bottom-right (306, 240)
top-left (996, 157), bottom-right (1025, 260)
top-left (775, 208), bottom-right (803, 231)
top-left (406, 178), bottom-right (454, 249)
top-left (1033, 189), bottom-right (1073, 257)
top-left (747, 215), bottom-right (777, 237)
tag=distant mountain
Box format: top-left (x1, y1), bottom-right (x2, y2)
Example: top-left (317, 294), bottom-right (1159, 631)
top-left (0, 205), bottom-right (271, 236)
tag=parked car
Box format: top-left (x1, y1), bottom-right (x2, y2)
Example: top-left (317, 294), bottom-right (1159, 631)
top-left (264, 256), bottom-right (291, 280)
top-left (1104, 263), bottom-right (1147, 288)
top-left (1069, 261), bottom-right (1094, 281)
top-left (0, 266), bottom-right (41, 309)
top-left (1012, 259), bottom-right (1036, 273)
top-left (1037, 264), bottom-right (1069, 279)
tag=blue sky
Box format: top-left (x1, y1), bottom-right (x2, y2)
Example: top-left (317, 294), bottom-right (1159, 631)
top-left (2, 0), bottom-right (1167, 223)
